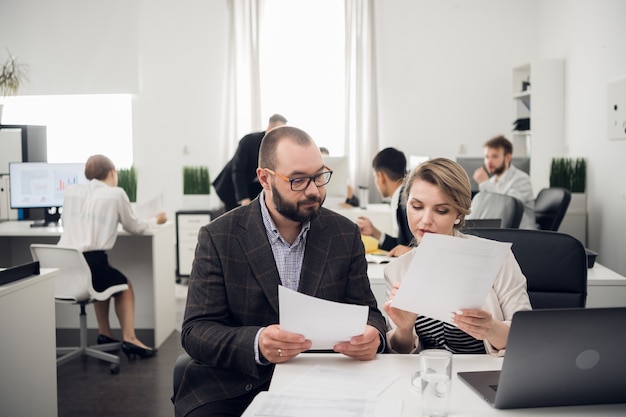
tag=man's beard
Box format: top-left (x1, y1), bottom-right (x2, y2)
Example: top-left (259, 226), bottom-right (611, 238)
top-left (272, 184), bottom-right (324, 223)
top-left (491, 159), bottom-right (507, 176)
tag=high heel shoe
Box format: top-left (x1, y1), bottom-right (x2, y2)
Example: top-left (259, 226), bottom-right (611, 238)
top-left (97, 334), bottom-right (119, 344)
top-left (121, 341), bottom-right (157, 359)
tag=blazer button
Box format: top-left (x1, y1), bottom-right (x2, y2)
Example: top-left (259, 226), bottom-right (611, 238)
top-left (245, 383), bottom-right (253, 391)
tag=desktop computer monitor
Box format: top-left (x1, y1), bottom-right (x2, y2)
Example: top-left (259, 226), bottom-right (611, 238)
top-left (9, 161), bottom-right (88, 226)
top-left (456, 157), bottom-right (530, 193)
top-left (322, 156), bottom-right (351, 207)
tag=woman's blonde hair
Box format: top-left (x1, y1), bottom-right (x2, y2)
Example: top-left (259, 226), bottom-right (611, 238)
top-left (402, 158), bottom-right (472, 227)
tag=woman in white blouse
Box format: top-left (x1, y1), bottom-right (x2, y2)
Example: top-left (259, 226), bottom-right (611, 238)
top-left (59, 154), bottom-right (167, 358)
top-left (384, 158), bottom-right (531, 355)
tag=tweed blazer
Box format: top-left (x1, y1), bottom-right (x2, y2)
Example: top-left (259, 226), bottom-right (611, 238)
top-left (174, 198), bottom-right (387, 417)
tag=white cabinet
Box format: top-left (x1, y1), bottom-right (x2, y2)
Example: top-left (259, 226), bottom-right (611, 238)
top-left (176, 211), bottom-right (211, 279)
top-left (512, 61), bottom-right (565, 194)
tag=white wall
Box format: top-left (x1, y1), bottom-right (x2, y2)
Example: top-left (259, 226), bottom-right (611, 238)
top-left (534, 0), bottom-right (626, 275)
top-left (2, 0), bottom-right (626, 275)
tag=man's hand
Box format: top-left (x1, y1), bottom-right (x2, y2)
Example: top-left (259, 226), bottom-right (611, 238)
top-left (473, 166), bottom-right (489, 184)
top-left (357, 216), bottom-right (382, 240)
top-left (259, 325), bottom-right (312, 363)
top-left (333, 325), bottom-right (380, 361)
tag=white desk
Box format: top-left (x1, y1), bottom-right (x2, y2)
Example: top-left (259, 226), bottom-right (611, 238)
top-left (0, 220), bottom-right (176, 348)
top-left (248, 353), bottom-right (625, 416)
top-left (367, 261), bottom-right (626, 313)
top-left (327, 203), bottom-right (395, 236)
top-left (0, 268), bottom-right (58, 417)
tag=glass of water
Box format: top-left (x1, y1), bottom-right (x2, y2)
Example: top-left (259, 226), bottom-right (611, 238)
top-left (419, 349), bottom-right (452, 417)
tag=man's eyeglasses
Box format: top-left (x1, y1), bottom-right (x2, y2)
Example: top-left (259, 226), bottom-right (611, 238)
top-left (264, 167), bottom-right (333, 191)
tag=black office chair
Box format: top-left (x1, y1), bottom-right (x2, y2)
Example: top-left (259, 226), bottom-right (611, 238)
top-left (465, 228), bottom-right (587, 309)
top-left (467, 191), bottom-right (524, 228)
top-left (171, 352), bottom-right (192, 403)
top-left (534, 187), bottom-right (571, 231)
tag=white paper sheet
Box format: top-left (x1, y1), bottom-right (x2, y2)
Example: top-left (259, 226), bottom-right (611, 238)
top-left (242, 392), bottom-right (402, 417)
top-left (280, 365), bottom-right (398, 398)
top-left (390, 233), bottom-right (511, 323)
top-left (134, 193), bottom-right (164, 219)
top-left (278, 286), bottom-right (369, 350)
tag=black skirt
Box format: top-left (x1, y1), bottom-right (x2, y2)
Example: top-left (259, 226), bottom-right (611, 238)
top-left (83, 251), bottom-right (128, 293)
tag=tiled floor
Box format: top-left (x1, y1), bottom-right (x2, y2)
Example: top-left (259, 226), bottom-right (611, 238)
top-left (57, 282), bottom-right (189, 417)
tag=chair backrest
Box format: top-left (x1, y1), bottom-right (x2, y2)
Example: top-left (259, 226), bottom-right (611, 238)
top-left (467, 191), bottom-right (524, 228)
top-left (534, 187), bottom-right (571, 231)
top-left (465, 228), bottom-right (587, 309)
top-left (171, 352), bottom-right (192, 403)
top-left (30, 244), bottom-right (94, 302)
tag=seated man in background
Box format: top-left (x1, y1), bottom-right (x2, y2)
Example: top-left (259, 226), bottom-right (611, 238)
top-left (175, 126), bottom-right (387, 417)
top-left (357, 147), bottom-right (413, 257)
top-left (472, 135), bottom-right (536, 229)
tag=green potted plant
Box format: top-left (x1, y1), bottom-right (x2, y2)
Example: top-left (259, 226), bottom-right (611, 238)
top-left (182, 166), bottom-right (211, 209)
top-left (0, 50), bottom-right (28, 123)
top-left (550, 157), bottom-right (586, 214)
top-left (117, 166), bottom-right (138, 203)
top-left (549, 157), bottom-right (586, 193)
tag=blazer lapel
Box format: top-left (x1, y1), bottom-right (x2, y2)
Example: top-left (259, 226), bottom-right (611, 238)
top-left (297, 212), bottom-right (330, 296)
top-left (237, 200), bottom-right (282, 314)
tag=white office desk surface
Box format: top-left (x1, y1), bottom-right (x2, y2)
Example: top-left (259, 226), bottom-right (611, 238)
top-left (367, 261), bottom-right (626, 311)
top-left (0, 268), bottom-right (58, 417)
top-left (260, 353), bottom-right (625, 417)
top-left (0, 220), bottom-right (176, 348)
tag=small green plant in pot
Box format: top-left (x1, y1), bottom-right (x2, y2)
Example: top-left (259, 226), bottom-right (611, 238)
top-left (0, 50), bottom-right (27, 96)
top-left (183, 166), bottom-right (210, 195)
top-left (117, 166), bottom-right (138, 203)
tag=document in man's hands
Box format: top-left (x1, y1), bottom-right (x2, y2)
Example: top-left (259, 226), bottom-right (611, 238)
top-left (390, 233), bottom-right (511, 323)
top-left (278, 286), bottom-right (368, 350)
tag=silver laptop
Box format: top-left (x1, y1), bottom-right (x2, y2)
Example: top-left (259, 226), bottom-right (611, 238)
top-left (458, 307), bottom-right (626, 409)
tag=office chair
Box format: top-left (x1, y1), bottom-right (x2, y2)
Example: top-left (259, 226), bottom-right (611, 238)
top-left (465, 228), bottom-right (587, 309)
top-left (467, 191), bottom-right (524, 228)
top-left (30, 244), bottom-right (129, 374)
top-left (172, 352), bottom-right (192, 403)
top-left (535, 187), bottom-right (571, 231)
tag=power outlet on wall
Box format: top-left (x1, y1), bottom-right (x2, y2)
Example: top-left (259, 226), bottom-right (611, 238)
top-left (608, 77), bottom-right (626, 140)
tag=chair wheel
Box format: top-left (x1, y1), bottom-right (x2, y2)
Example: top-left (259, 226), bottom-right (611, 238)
top-left (110, 364), bottom-right (120, 375)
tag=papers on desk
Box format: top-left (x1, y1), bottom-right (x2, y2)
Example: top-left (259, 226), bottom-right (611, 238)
top-left (390, 233), bottom-right (511, 323)
top-left (279, 286), bottom-right (368, 350)
top-left (365, 253), bottom-right (391, 264)
top-left (242, 365), bottom-right (402, 417)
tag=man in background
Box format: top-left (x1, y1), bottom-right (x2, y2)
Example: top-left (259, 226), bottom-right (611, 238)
top-left (357, 147), bottom-right (413, 256)
top-left (473, 135), bottom-right (536, 229)
top-left (213, 114), bottom-right (287, 211)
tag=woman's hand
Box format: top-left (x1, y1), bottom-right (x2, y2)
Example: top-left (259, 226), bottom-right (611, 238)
top-left (451, 309), bottom-right (509, 350)
top-left (383, 282), bottom-right (418, 331)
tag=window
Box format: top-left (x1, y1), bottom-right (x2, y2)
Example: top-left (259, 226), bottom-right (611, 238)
top-left (259, 0), bottom-right (345, 155)
top-left (1, 94), bottom-right (134, 167)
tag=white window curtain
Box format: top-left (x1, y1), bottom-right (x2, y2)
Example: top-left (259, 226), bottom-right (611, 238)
top-left (220, 0), bottom-right (263, 164)
top-left (344, 0), bottom-right (380, 198)
top-left (221, 0), bottom-right (379, 193)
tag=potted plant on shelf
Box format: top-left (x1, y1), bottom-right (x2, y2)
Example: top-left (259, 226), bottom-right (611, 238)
top-left (0, 50), bottom-right (28, 123)
top-left (183, 166), bottom-right (211, 209)
top-left (117, 166), bottom-right (138, 203)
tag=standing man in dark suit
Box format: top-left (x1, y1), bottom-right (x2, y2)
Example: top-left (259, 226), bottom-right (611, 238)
top-left (175, 126), bottom-right (387, 417)
top-left (357, 147), bottom-right (413, 257)
top-left (213, 114), bottom-right (287, 212)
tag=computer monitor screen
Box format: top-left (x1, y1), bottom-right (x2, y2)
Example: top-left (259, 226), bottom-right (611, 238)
top-left (456, 157), bottom-right (530, 193)
top-left (9, 162), bottom-right (88, 209)
top-left (323, 156), bottom-right (350, 199)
